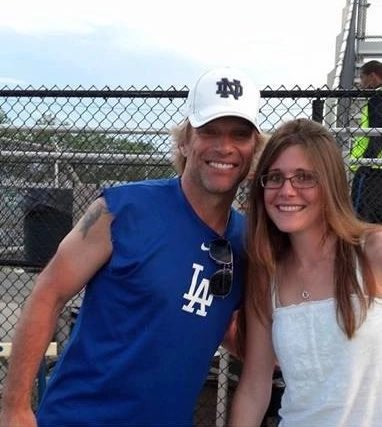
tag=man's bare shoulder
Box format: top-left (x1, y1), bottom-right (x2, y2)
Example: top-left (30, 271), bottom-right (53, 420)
top-left (76, 197), bottom-right (113, 240)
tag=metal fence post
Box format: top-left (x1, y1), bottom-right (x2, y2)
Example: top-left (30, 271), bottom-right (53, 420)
top-left (216, 347), bottom-right (230, 427)
top-left (312, 98), bottom-right (324, 123)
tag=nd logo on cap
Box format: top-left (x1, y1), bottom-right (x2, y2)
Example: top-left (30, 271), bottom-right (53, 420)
top-left (185, 67), bottom-right (260, 131)
top-left (216, 78), bottom-right (243, 100)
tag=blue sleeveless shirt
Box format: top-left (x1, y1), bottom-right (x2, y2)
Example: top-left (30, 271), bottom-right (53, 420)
top-left (37, 178), bottom-right (245, 426)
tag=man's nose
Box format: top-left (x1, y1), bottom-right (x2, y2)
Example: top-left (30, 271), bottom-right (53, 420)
top-left (216, 134), bottom-right (234, 152)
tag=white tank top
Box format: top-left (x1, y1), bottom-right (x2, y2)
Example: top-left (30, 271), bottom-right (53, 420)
top-left (272, 292), bottom-right (382, 427)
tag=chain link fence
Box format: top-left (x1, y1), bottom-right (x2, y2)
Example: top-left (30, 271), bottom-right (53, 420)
top-left (0, 86), bottom-right (380, 426)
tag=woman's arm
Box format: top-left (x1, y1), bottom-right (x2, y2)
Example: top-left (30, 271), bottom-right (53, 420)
top-left (228, 301), bottom-right (275, 426)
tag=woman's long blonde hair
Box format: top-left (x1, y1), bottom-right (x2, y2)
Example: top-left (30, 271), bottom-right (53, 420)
top-left (244, 118), bottom-right (377, 342)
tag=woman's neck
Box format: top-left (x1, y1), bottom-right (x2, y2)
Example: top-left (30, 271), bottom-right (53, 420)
top-left (289, 232), bottom-right (337, 269)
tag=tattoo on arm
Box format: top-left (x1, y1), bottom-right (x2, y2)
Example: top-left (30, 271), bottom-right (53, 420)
top-left (79, 203), bottom-right (108, 239)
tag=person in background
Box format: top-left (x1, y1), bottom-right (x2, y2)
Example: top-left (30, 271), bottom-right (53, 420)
top-left (0, 67), bottom-right (263, 427)
top-left (229, 118), bottom-right (382, 427)
top-left (351, 60), bottom-right (382, 223)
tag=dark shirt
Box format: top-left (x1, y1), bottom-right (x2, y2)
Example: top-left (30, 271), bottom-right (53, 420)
top-left (363, 87), bottom-right (382, 158)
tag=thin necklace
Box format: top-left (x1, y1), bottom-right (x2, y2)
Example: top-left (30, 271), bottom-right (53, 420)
top-left (298, 269), bottom-right (311, 301)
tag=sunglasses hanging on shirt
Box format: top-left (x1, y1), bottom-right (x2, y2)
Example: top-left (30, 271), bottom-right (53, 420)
top-left (208, 238), bottom-right (233, 298)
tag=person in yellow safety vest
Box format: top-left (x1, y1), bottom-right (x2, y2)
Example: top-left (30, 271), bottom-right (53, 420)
top-left (351, 60), bottom-right (382, 223)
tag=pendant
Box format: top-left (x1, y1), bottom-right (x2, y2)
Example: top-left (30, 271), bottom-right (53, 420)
top-left (301, 290), bottom-right (311, 300)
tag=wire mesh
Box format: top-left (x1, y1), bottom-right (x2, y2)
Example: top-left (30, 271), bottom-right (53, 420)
top-left (0, 86), bottom-right (381, 426)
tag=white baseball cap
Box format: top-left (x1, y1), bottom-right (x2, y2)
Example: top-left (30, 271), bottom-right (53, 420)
top-left (184, 67), bottom-right (260, 131)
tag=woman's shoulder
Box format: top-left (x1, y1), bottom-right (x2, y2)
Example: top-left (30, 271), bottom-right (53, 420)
top-left (364, 229), bottom-right (382, 255)
top-left (363, 229), bottom-right (382, 292)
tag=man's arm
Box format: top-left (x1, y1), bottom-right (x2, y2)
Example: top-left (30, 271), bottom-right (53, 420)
top-left (0, 197), bottom-right (113, 427)
top-left (221, 310), bottom-right (242, 360)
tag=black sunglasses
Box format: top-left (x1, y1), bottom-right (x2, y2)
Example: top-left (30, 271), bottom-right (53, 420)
top-left (208, 238), bottom-right (233, 298)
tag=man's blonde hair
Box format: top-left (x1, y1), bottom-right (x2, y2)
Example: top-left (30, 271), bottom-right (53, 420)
top-left (170, 119), bottom-right (192, 175)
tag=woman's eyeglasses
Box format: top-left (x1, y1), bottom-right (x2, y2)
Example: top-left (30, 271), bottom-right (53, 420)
top-left (208, 238), bottom-right (233, 298)
top-left (260, 170), bottom-right (318, 189)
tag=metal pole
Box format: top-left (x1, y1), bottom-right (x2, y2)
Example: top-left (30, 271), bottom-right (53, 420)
top-left (215, 347), bottom-right (230, 427)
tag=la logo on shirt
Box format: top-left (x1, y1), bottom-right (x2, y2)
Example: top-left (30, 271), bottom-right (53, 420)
top-left (182, 263), bottom-right (213, 317)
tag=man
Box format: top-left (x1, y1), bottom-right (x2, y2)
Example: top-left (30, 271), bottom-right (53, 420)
top-left (351, 60), bottom-right (382, 223)
top-left (0, 67), bottom-right (262, 426)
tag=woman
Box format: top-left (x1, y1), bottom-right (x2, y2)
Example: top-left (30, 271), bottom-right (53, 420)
top-left (229, 118), bottom-right (382, 426)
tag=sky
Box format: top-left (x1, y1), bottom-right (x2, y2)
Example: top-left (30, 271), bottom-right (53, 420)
top-left (0, 0), bottom-right (381, 90)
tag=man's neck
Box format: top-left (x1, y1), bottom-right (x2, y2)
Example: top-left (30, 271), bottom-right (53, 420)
top-left (180, 179), bottom-right (235, 236)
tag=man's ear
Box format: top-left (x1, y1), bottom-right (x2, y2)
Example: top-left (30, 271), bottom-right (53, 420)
top-left (180, 144), bottom-right (188, 157)
top-left (370, 72), bottom-right (380, 87)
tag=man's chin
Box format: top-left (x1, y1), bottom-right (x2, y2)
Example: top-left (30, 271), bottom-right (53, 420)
top-left (204, 183), bottom-right (240, 196)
